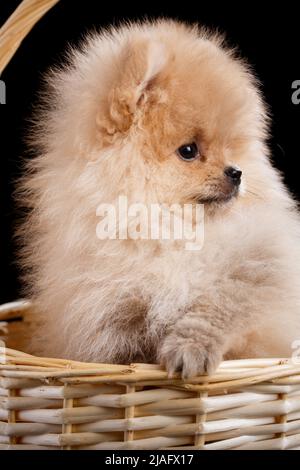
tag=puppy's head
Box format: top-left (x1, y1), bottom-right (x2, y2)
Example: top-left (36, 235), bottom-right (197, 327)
top-left (48, 21), bottom-right (270, 211)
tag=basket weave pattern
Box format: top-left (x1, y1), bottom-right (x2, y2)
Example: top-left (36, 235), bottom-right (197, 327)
top-left (1, 0), bottom-right (300, 451)
top-left (1, 303), bottom-right (300, 450)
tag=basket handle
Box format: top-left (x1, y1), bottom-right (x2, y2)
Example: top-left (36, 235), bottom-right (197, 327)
top-left (0, 0), bottom-right (60, 75)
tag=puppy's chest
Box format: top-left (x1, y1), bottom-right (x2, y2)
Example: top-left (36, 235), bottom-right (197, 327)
top-left (112, 233), bottom-right (274, 328)
top-left (113, 250), bottom-right (205, 323)
top-left (111, 297), bottom-right (149, 331)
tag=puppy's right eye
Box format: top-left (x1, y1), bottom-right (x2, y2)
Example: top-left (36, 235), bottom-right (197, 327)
top-left (176, 142), bottom-right (200, 161)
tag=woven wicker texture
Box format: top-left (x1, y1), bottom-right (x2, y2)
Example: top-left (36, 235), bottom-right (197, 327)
top-left (1, 0), bottom-right (300, 451)
top-left (1, 302), bottom-right (300, 450)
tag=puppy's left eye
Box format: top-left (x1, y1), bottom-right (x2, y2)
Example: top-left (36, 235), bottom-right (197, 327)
top-left (176, 142), bottom-right (200, 161)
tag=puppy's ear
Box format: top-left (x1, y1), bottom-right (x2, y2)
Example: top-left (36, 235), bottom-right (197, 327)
top-left (100, 39), bottom-right (169, 137)
top-left (119, 39), bottom-right (168, 109)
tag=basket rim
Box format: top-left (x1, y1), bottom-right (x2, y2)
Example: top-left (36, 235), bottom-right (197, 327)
top-left (1, 299), bottom-right (300, 391)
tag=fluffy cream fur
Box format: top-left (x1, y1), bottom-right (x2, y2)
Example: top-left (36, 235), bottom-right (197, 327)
top-left (18, 20), bottom-right (300, 378)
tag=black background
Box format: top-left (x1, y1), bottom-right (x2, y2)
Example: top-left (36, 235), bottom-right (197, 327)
top-left (0, 1), bottom-right (300, 304)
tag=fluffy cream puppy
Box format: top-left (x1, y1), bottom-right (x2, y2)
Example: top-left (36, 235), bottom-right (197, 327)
top-left (19, 20), bottom-right (300, 378)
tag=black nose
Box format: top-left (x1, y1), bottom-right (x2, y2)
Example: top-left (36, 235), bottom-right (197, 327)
top-left (224, 166), bottom-right (242, 185)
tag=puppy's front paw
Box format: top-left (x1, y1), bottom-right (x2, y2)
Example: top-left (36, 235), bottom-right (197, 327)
top-left (158, 333), bottom-right (222, 379)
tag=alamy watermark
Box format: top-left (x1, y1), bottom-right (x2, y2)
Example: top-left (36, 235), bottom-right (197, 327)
top-left (0, 340), bottom-right (6, 364)
top-left (96, 196), bottom-right (205, 251)
top-left (291, 339), bottom-right (300, 364)
top-left (291, 80), bottom-right (300, 105)
top-left (0, 80), bottom-right (6, 104)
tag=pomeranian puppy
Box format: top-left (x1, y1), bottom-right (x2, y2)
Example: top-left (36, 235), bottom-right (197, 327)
top-left (19, 20), bottom-right (300, 378)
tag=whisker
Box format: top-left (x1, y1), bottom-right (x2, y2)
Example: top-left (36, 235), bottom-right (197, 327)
top-left (245, 189), bottom-right (265, 201)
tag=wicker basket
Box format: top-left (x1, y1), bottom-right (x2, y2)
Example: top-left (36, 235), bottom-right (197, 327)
top-left (1, 0), bottom-right (300, 451)
top-left (1, 302), bottom-right (300, 450)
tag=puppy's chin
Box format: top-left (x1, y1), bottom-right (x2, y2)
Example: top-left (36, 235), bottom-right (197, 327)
top-left (196, 187), bottom-right (239, 208)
